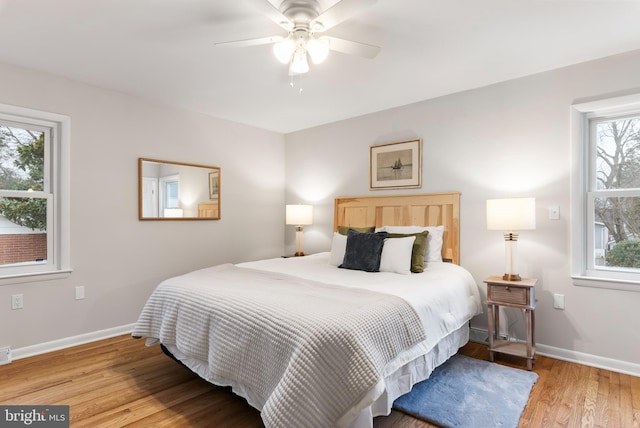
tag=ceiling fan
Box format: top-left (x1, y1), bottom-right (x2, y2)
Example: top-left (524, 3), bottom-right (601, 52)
top-left (216, 0), bottom-right (380, 76)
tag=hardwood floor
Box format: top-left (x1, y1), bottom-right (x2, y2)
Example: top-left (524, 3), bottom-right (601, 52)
top-left (1, 335), bottom-right (638, 427)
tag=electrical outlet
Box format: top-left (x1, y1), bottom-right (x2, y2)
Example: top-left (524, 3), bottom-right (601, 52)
top-left (0, 346), bottom-right (11, 366)
top-left (11, 294), bottom-right (23, 310)
top-left (0, 346), bottom-right (12, 365)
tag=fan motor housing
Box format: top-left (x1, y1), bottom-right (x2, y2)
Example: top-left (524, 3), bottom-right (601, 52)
top-left (279, 0), bottom-right (321, 24)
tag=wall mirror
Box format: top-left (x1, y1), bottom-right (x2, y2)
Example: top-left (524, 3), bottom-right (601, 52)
top-left (138, 158), bottom-right (220, 220)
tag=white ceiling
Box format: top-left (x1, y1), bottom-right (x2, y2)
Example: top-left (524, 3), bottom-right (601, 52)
top-left (1, 0), bottom-right (640, 133)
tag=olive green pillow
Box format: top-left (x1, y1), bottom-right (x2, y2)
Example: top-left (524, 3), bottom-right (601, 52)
top-left (387, 231), bottom-right (429, 273)
top-left (337, 226), bottom-right (375, 235)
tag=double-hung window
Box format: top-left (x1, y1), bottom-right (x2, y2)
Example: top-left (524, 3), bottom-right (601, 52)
top-left (572, 94), bottom-right (640, 290)
top-left (0, 104), bottom-right (70, 283)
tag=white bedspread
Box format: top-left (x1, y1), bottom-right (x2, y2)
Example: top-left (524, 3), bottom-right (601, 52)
top-left (132, 261), bottom-right (431, 428)
top-left (133, 253), bottom-right (482, 428)
top-left (238, 253), bottom-right (483, 364)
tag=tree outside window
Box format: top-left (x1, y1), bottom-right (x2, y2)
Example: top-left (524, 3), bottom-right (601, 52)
top-left (592, 117), bottom-right (640, 269)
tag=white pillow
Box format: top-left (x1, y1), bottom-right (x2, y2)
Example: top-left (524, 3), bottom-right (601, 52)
top-left (376, 225), bottom-right (444, 262)
top-left (328, 232), bottom-right (347, 266)
top-left (379, 236), bottom-right (416, 275)
top-left (424, 226), bottom-right (444, 262)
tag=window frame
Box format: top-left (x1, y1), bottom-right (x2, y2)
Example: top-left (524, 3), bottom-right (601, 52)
top-left (571, 94), bottom-right (640, 292)
top-left (0, 103), bottom-right (71, 285)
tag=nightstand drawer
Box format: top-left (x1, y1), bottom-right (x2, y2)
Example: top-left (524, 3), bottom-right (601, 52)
top-left (488, 284), bottom-right (528, 305)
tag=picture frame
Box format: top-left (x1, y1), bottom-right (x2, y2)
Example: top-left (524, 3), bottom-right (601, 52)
top-left (370, 138), bottom-right (422, 190)
top-left (209, 170), bottom-right (219, 200)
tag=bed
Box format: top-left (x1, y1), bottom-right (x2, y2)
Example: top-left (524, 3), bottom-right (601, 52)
top-left (132, 192), bottom-right (482, 428)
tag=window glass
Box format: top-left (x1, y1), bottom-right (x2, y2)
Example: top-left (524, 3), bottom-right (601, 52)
top-left (593, 196), bottom-right (640, 270)
top-left (165, 180), bottom-right (179, 209)
top-left (587, 115), bottom-right (640, 277)
top-left (594, 118), bottom-right (640, 191)
top-left (0, 125), bottom-right (45, 190)
top-left (0, 124), bottom-right (49, 268)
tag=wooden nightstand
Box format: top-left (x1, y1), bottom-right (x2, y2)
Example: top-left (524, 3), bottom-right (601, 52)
top-left (484, 276), bottom-right (537, 370)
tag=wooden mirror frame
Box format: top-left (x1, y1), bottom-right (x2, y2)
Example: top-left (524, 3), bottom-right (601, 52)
top-left (138, 158), bottom-right (221, 221)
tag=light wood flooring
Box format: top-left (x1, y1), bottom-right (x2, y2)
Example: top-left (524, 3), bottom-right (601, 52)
top-left (0, 334), bottom-right (638, 427)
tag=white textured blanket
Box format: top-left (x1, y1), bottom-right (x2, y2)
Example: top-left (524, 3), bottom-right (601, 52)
top-left (132, 263), bottom-right (426, 428)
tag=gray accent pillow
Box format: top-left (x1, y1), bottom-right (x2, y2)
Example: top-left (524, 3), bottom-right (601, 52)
top-left (339, 229), bottom-right (388, 272)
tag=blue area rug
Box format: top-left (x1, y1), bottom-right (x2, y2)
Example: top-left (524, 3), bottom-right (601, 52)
top-left (393, 354), bottom-right (538, 428)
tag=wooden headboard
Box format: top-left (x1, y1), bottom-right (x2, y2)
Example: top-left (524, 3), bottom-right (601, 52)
top-left (334, 192), bottom-right (461, 264)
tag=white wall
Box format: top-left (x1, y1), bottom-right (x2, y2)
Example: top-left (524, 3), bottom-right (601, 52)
top-left (285, 49), bottom-right (640, 371)
top-left (0, 62), bottom-right (286, 351)
top-left (2, 46), bottom-right (640, 373)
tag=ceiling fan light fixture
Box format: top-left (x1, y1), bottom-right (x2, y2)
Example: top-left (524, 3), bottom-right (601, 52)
top-left (273, 37), bottom-right (295, 64)
top-left (289, 48), bottom-right (310, 75)
top-left (219, 0), bottom-right (381, 78)
top-left (307, 37), bottom-right (329, 64)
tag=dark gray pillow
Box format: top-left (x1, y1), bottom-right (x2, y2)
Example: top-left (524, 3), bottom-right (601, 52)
top-left (339, 229), bottom-right (388, 272)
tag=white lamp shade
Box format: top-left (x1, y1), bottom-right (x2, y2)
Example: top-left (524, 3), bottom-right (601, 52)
top-left (286, 204), bottom-right (313, 225)
top-left (307, 37), bottom-right (330, 64)
top-left (486, 198), bottom-right (536, 231)
top-left (273, 38), bottom-right (295, 64)
top-left (289, 48), bottom-right (310, 75)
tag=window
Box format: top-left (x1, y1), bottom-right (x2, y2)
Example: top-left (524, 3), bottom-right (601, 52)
top-left (160, 174), bottom-right (180, 209)
top-left (0, 104), bottom-right (70, 283)
top-left (572, 94), bottom-right (640, 291)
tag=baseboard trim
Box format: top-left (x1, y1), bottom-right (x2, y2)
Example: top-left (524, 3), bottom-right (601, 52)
top-left (12, 323), bottom-right (135, 361)
top-left (536, 344), bottom-right (640, 377)
top-left (468, 327), bottom-right (640, 377)
top-left (469, 326), bottom-right (489, 344)
top-left (10, 324), bottom-right (640, 377)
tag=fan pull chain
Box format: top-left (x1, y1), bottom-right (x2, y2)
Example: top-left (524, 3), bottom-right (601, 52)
top-left (289, 75), bottom-right (304, 95)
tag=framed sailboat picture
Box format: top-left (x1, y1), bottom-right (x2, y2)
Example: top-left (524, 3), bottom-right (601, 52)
top-left (370, 139), bottom-right (422, 189)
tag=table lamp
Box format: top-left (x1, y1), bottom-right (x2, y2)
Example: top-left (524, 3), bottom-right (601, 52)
top-left (486, 197), bottom-right (536, 281)
top-left (286, 204), bottom-right (313, 256)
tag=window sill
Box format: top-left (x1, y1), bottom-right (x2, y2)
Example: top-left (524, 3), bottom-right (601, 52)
top-left (0, 269), bottom-right (73, 286)
top-left (572, 275), bottom-right (640, 292)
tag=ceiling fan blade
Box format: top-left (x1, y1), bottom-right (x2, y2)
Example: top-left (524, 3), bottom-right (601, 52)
top-left (249, 0), bottom-right (294, 31)
top-left (324, 36), bottom-right (380, 59)
top-left (312, 0), bottom-right (377, 32)
top-left (215, 35), bottom-right (283, 48)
